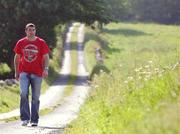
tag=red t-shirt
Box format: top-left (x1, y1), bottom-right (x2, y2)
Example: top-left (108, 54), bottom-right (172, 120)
top-left (13, 36), bottom-right (50, 76)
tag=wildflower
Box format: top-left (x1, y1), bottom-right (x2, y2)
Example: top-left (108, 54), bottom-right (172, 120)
top-left (145, 65), bottom-right (150, 68)
top-left (127, 76), bottom-right (133, 81)
top-left (145, 74), bottom-right (151, 79)
top-left (146, 72), bottom-right (151, 75)
top-left (138, 67), bottom-right (143, 70)
top-left (171, 61), bottom-right (180, 70)
top-left (119, 64), bottom-right (122, 67)
top-left (100, 69), bottom-right (104, 73)
top-left (140, 71), bottom-right (146, 74)
top-left (148, 60), bottom-right (153, 64)
top-left (94, 85), bottom-right (99, 88)
top-left (154, 68), bottom-right (160, 73)
top-left (124, 81), bottom-right (128, 84)
top-left (109, 72), bottom-right (113, 77)
top-left (171, 91), bottom-right (177, 98)
top-left (160, 70), bottom-right (165, 74)
top-left (135, 68), bottom-right (140, 72)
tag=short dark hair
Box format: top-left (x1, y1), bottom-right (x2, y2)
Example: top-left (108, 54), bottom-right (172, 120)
top-left (25, 23), bottom-right (35, 29)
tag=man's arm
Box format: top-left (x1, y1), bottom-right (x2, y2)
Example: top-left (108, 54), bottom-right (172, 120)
top-left (42, 53), bottom-right (49, 78)
top-left (14, 54), bottom-right (20, 80)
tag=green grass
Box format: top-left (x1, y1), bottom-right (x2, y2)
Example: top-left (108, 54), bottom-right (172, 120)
top-left (0, 63), bottom-right (11, 75)
top-left (62, 22), bottom-right (180, 134)
top-left (0, 85), bottom-right (20, 113)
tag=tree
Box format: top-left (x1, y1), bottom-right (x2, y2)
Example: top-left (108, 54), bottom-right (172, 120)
top-left (0, 0), bottom-right (115, 69)
top-left (128, 0), bottom-right (180, 24)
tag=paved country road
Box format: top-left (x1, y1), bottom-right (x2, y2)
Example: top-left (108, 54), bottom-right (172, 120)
top-left (0, 23), bottom-right (90, 134)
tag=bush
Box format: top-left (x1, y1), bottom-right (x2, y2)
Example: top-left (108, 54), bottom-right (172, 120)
top-left (0, 63), bottom-right (11, 76)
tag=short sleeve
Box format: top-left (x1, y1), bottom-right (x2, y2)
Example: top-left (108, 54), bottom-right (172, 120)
top-left (41, 40), bottom-right (50, 55)
top-left (13, 40), bottom-right (22, 54)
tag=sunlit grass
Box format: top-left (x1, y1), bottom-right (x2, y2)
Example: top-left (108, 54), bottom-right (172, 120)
top-left (0, 85), bottom-right (19, 113)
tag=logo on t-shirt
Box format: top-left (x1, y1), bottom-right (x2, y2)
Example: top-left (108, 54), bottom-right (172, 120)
top-left (23, 44), bottom-right (39, 62)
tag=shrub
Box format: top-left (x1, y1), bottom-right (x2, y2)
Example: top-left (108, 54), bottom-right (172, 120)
top-left (0, 63), bottom-right (11, 76)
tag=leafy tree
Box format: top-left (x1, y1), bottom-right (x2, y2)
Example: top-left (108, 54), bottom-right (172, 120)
top-left (0, 0), bottom-right (115, 69)
top-left (128, 0), bottom-right (180, 23)
top-left (104, 0), bottom-right (129, 21)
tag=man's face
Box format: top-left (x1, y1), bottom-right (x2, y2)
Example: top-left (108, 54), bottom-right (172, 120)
top-left (25, 26), bottom-right (36, 38)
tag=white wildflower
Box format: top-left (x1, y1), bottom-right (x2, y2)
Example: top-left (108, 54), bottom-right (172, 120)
top-left (124, 81), bottom-right (128, 84)
top-left (119, 64), bottom-right (122, 67)
top-left (148, 60), bottom-right (153, 64)
top-left (171, 91), bottom-right (177, 98)
top-left (100, 69), bottom-right (103, 73)
top-left (146, 72), bottom-right (151, 75)
top-left (94, 85), bottom-right (99, 88)
top-left (145, 65), bottom-right (150, 68)
top-left (145, 75), bottom-right (151, 79)
top-left (141, 71), bottom-right (146, 74)
top-left (135, 68), bottom-right (140, 72)
top-left (127, 76), bottom-right (133, 80)
top-left (138, 67), bottom-right (143, 70)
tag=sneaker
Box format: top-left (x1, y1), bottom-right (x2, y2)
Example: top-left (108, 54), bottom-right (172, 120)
top-left (31, 122), bottom-right (38, 127)
top-left (21, 120), bottom-right (29, 126)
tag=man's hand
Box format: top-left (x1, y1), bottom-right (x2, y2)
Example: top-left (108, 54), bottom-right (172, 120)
top-left (42, 54), bottom-right (49, 78)
top-left (15, 72), bottom-right (19, 80)
top-left (14, 54), bottom-right (20, 81)
top-left (42, 69), bottom-right (48, 78)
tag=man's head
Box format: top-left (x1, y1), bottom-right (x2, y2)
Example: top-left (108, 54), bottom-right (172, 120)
top-left (25, 23), bottom-right (35, 29)
top-left (25, 23), bottom-right (36, 39)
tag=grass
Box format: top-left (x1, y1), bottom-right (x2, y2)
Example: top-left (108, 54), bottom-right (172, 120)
top-left (0, 85), bottom-right (20, 113)
top-left (62, 22), bottom-right (180, 134)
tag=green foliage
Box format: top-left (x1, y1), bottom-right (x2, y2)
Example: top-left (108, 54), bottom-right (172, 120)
top-left (104, 0), bottom-right (129, 21)
top-left (0, 63), bottom-right (11, 75)
top-left (127, 0), bottom-right (180, 23)
top-left (100, 0), bottom-right (180, 24)
top-left (0, 63), bottom-right (11, 77)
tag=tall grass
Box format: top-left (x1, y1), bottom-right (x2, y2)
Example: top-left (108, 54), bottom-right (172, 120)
top-left (63, 22), bottom-right (180, 134)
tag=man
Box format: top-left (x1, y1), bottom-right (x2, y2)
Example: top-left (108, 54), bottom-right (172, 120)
top-left (14, 23), bottom-right (50, 126)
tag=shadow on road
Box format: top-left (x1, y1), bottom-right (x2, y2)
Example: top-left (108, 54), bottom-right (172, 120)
top-left (36, 125), bottom-right (64, 130)
top-left (52, 74), bottom-right (89, 86)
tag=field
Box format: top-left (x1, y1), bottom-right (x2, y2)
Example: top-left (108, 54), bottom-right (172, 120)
top-left (63, 22), bottom-right (180, 134)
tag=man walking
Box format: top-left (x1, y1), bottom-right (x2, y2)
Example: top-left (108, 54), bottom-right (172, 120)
top-left (14, 23), bottom-right (50, 126)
